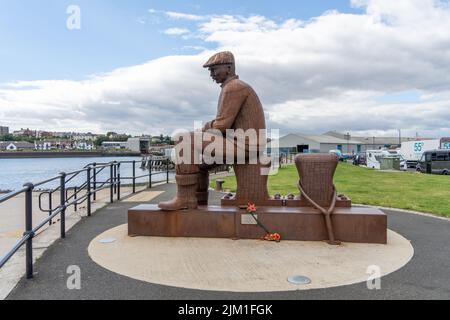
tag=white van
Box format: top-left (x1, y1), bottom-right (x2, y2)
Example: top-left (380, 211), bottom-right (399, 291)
top-left (366, 150), bottom-right (407, 170)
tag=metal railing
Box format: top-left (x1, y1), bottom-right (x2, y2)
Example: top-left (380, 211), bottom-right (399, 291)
top-left (0, 157), bottom-right (173, 279)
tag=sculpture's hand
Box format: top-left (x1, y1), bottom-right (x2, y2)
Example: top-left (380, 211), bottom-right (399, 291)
top-left (202, 121), bottom-right (213, 132)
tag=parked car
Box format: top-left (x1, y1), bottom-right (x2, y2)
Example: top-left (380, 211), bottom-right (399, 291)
top-left (353, 153), bottom-right (367, 166)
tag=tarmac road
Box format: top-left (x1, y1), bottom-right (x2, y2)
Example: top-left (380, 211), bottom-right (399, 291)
top-left (6, 183), bottom-right (450, 300)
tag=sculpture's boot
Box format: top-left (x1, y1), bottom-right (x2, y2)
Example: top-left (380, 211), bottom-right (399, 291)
top-left (196, 170), bottom-right (209, 205)
top-left (158, 174), bottom-right (198, 211)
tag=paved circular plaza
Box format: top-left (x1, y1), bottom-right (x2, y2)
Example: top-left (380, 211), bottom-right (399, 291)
top-left (89, 224), bottom-right (413, 292)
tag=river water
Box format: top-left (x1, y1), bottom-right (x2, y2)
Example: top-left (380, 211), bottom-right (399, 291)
top-left (0, 156), bottom-right (173, 191)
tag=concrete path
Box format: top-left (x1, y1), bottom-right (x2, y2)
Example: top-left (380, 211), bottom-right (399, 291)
top-left (6, 183), bottom-right (450, 300)
top-left (0, 185), bottom-right (146, 299)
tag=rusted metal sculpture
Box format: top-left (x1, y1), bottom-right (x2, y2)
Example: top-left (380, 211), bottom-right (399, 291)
top-left (129, 51), bottom-right (388, 245)
top-left (158, 51), bottom-right (267, 211)
top-left (295, 154), bottom-right (341, 245)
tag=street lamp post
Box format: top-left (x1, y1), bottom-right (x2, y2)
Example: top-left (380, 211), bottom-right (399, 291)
top-left (345, 132), bottom-right (350, 154)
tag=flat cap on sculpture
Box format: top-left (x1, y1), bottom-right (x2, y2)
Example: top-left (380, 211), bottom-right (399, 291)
top-left (203, 51), bottom-right (235, 68)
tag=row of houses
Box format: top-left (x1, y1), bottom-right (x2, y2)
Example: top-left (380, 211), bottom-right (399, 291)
top-left (268, 131), bottom-right (432, 155)
top-left (7, 128), bottom-right (104, 140)
top-left (1, 137), bottom-right (167, 153)
top-left (0, 140), bottom-right (95, 151)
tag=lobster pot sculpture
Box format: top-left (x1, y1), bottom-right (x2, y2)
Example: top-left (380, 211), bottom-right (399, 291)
top-left (295, 154), bottom-right (341, 245)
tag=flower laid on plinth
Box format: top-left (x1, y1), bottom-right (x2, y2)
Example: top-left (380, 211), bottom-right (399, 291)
top-left (247, 202), bottom-right (257, 213)
top-left (246, 202), bottom-right (281, 243)
top-left (263, 233), bottom-right (281, 242)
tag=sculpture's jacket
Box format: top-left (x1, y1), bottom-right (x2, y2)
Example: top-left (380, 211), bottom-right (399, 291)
top-left (204, 75), bottom-right (266, 155)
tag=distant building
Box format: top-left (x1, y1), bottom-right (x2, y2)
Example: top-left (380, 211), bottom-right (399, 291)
top-left (0, 141), bottom-right (35, 151)
top-left (101, 141), bottom-right (127, 150)
top-left (101, 137), bottom-right (150, 153)
top-left (12, 128), bottom-right (36, 137)
top-left (126, 137), bottom-right (150, 153)
top-left (36, 131), bottom-right (54, 139)
top-left (34, 141), bottom-right (53, 150)
top-left (0, 126), bottom-right (9, 135)
top-left (72, 132), bottom-right (101, 142)
top-left (53, 132), bottom-right (72, 138)
top-left (34, 140), bottom-right (73, 150)
top-left (267, 133), bottom-right (362, 155)
top-left (73, 140), bottom-right (95, 150)
top-left (324, 131), bottom-right (434, 152)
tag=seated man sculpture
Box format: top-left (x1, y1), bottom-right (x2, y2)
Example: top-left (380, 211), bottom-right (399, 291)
top-left (158, 51), bottom-right (267, 211)
top-left (130, 52), bottom-right (387, 244)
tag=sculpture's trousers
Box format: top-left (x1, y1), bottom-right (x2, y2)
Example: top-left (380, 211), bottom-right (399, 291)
top-left (174, 131), bottom-right (252, 174)
top-left (159, 131), bottom-right (261, 210)
top-left (174, 131), bottom-right (253, 204)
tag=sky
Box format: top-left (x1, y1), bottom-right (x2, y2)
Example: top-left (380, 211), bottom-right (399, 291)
top-left (1, 0), bottom-right (450, 138)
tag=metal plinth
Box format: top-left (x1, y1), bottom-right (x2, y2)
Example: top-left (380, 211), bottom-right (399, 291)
top-left (128, 204), bottom-right (387, 244)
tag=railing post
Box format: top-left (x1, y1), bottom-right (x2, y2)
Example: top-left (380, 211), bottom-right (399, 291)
top-left (92, 162), bottom-right (97, 201)
top-left (59, 172), bottom-right (66, 239)
top-left (148, 159), bottom-right (152, 189)
top-left (132, 160), bottom-right (136, 194)
top-left (24, 182), bottom-right (34, 279)
top-left (48, 192), bottom-right (53, 226)
top-left (113, 162), bottom-right (117, 194)
top-left (117, 163), bottom-right (121, 201)
top-left (74, 187), bottom-right (78, 212)
top-left (87, 166), bottom-right (91, 216)
top-left (110, 163), bottom-right (114, 203)
top-left (166, 158), bottom-right (169, 184)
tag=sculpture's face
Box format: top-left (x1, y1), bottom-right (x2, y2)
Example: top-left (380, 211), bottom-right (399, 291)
top-left (208, 64), bottom-right (231, 84)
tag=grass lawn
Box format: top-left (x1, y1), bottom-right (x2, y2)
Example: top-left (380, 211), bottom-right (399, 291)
top-left (211, 162), bottom-right (450, 217)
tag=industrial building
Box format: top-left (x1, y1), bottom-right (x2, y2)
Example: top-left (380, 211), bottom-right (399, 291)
top-left (268, 133), bottom-right (362, 155)
top-left (101, 137), bottom-right (150, 153)
top-left (324, 131), bottom-right (430, 152)
top-left (268, 131), bottom-right (433, 155)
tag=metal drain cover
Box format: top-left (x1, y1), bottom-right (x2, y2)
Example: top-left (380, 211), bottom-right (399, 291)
top-left (287, 275), bottom-right (311, 285)
top-left (99, 237), bottom-right (116, 244)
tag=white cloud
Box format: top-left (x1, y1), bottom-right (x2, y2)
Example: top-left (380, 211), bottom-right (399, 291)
top-left (165, 11), bottom-right (206, 21)
top-left (164, 27), bottom-right (191, 36)
top-left (2, 0), bottom-right (450, 137)
top-left (148, 8), bottom-right (207, 21)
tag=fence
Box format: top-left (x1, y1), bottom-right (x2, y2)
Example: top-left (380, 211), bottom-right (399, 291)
top-left (0, 158), bottom-right (172, 279)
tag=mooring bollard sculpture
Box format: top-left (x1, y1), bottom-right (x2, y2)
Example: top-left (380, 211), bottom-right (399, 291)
top-left (128, 51), bottom-right (387, 244)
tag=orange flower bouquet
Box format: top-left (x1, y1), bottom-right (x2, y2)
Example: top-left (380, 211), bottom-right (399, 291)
top-left (246, 202), bottom-right (281, 243)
